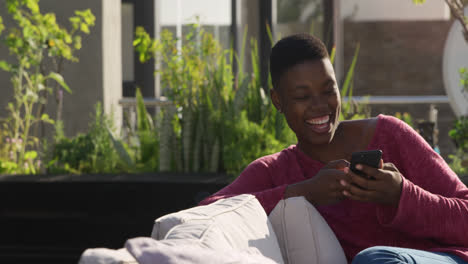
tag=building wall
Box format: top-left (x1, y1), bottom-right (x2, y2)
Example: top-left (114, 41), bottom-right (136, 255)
top-left (341, 0), bottom-right (450, 21)
top-left (343, 20), bottom-right (458, 157)
top-left (0, 0), bottom-right (122, 137)
top-left (344, 21), bottom-right (452, 96)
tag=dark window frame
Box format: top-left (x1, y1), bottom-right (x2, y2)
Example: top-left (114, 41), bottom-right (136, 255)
top-left (122, 0), bottom-right (155, 98)
top-left (121, 0), bottom-right (334, 97)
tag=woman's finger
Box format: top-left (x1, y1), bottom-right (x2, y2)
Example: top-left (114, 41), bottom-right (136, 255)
top-left (343, 184), bottom-right (375, 201)
top-left (383, 162), bottom-right (400, 172)
top-left (343, 187), bottom-right (376, 202)
top-left (354, 163), bottom-right (389, 181)
top-left (345, 168), bottom-right (379, 190)
top-left (324, 159), bottom-right (350, 170)
top-left (343, 190), bottom-right (363, 202)
top-left (332, 190), bottom-right (346, 201)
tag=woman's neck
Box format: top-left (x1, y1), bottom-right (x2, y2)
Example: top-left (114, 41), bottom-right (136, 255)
top-left (297, 122), bottom-right (351, 163)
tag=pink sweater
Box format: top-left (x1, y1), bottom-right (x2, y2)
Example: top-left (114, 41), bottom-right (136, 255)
top-left (200, 115), bottom-right (468, 262)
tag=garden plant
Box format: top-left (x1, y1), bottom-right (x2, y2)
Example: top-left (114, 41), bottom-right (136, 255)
top-left (0, 1), bottom-right (364, 177)
top-left (449, 116), bottom-right (468, 177)
top-left (132, 25), bottom-right (365, 176)
top-left (0, 0), bottom-right (95, 174)
top-left (49, 25), bottom-right (364, 177)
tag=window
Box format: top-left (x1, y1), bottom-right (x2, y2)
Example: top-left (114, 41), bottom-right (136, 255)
top-left (275, 0), bottom-right (329, 44)
top-left (160, 0), bottom-right (232, 49)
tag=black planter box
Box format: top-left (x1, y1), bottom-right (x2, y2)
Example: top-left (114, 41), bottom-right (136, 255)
top-left (0, 173), bottom-right (230, 264)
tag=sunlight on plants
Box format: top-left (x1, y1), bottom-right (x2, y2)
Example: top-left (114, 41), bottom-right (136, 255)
top-left (134, 25), bottom-right (297, 175)
top-left (0, 0), bottom-right (95, 174)
top-left (448, 116), bottom-right (468, 178)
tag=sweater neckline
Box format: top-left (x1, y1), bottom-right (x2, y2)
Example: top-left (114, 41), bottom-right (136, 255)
top-left (291, 114), bottom-right (384, 166)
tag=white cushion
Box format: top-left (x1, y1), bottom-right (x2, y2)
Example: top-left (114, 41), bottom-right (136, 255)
top-left (268, 197), bottom-right (347, 264)
top-left (125, 236), bottom-right (279, 264)
top-left (152, 194), bottom-right (284, 264)
top-left (78, 248), bottom-right (137, 264)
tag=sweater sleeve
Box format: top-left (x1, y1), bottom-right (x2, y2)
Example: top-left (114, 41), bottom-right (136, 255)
top-left (199, 157), bottom-right (288, 214)
top-left (376, 116), bottom-right (468, 246)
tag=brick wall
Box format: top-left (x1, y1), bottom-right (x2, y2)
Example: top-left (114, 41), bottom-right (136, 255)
top-left (342, 20), bottom-right (458, 158)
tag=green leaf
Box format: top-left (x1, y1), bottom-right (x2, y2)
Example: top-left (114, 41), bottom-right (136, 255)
top-left (64, 34), bottom-right (72, 44)
top-left (133, 38), bottom-right (141, 46)
top-left (136, 88), bottom-right (151, 132)
top-left (73, 35), bottom-right (82, 50)
top-left (43, 13), bottom-right (57, 25)
top-left (47, 72), bottom-right (72, 93)
top-left (24, 151), bottom-right (38, 160)
top-left (341, 43), bottom-right (360, 99)
top-left (0, 160), bottom-right (18, 174)
top-left (69, 16), bottom-right (80, 30)
top-left (80, 23), bottom-right (90, 34)
top-left (6, 0), bottom-right (18, 13)
top-left (0, 16), bottom-right (4, 35)
top-left (78, 9), bottom-right (96, 25)
top-left (266, 23), bottom-right (274, 46)
top-left (106, 126), bottom-right (135, 169)
top-left (41, 113), bottom-right (55, 124)
top-left (330, 46), bottom-right (336, 64)
top-left (25, 0), bottom-right (40, 13)
top-left (0, 60), bottom-right (12, 72)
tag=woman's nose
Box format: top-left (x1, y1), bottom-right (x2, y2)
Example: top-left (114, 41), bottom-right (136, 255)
top-left (307, 95), bottom-right (329, 110)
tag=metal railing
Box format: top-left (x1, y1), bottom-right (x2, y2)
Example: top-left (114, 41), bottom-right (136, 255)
top-left (119, 95), bottom-right (450, 108)
top-left (119, 95), bottom-right (449, 148)
top-left (342, 95), bottom-right (449, 105)
top-left (119, 97), bottom-right (173, 108)
top-left (119, 95), bottom-right (450, 126)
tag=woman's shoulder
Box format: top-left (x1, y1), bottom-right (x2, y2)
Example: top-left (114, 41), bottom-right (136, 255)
top-left (339, 114), bottom-right (414, 150)
top-left (340, 115), bottom-right (377, 128)
top-left (372, 114), bottom-right (417, 138)
top-left (246, 145), bottom-right (298, 171)
top-left (253, 145), bottom-right (297, 164)
top-left (342, 114), bottom-right (409, 136)
top-left (339, 116), bottom-right (379, 145)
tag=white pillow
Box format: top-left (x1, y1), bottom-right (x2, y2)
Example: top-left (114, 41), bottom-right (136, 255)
top-left (152, 194), bottom-right (284, 264)
top-left (268, 197), bottom-right (347, 264)
top-left (78, 248), bottom-right (137, 264)
top-left (125, 237), bottom-right (279, 264)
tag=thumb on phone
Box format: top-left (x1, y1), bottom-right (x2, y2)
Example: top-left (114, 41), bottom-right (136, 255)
top-left (324, 159), bottom-right (350, 171)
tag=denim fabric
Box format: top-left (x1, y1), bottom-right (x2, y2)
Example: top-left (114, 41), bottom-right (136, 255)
top-left (352, 246), bottom-right (467, 264)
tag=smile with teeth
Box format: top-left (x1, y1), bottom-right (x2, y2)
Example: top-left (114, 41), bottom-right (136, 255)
top-left (306, 115), bottom-right (330, 125)
top-left (305, 115), bottom-right (331, 133)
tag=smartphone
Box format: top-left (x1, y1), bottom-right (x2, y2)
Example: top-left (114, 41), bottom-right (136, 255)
top-left (350, 150), bottom-right (382, 178)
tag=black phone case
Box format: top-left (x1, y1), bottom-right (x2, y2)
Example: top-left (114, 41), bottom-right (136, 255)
top-left (350, 150), bottom-right (382, 176)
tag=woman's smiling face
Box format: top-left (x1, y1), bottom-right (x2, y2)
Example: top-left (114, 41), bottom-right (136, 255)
top-left (271, 58), bottom-right (341, 147)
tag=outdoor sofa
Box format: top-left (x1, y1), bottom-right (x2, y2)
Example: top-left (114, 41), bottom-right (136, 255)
top-left (78, 194), bottom-right (347, 264)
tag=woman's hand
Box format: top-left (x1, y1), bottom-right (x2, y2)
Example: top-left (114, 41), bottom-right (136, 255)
top-left (284, 159), bottom-right (351, 206)
top-left (341, 161), bottom-right (403, 207)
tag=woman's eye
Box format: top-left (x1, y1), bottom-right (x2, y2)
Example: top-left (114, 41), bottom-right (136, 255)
top-left (325, 89), bottom-right (336, 95)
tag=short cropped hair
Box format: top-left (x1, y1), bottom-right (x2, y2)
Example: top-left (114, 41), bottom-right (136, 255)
top-left (269, 33), bottom-right (329, 90)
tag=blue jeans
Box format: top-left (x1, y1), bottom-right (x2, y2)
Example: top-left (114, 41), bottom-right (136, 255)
top-left (352, 246), bottom-right (467, 264)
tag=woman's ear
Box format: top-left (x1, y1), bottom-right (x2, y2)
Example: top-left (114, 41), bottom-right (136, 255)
top-left (270, 88), bottom-right (283, 113)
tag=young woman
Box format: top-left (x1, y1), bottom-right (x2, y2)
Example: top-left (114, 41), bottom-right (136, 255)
top-left (200, 34), bottom-right (468, 263)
